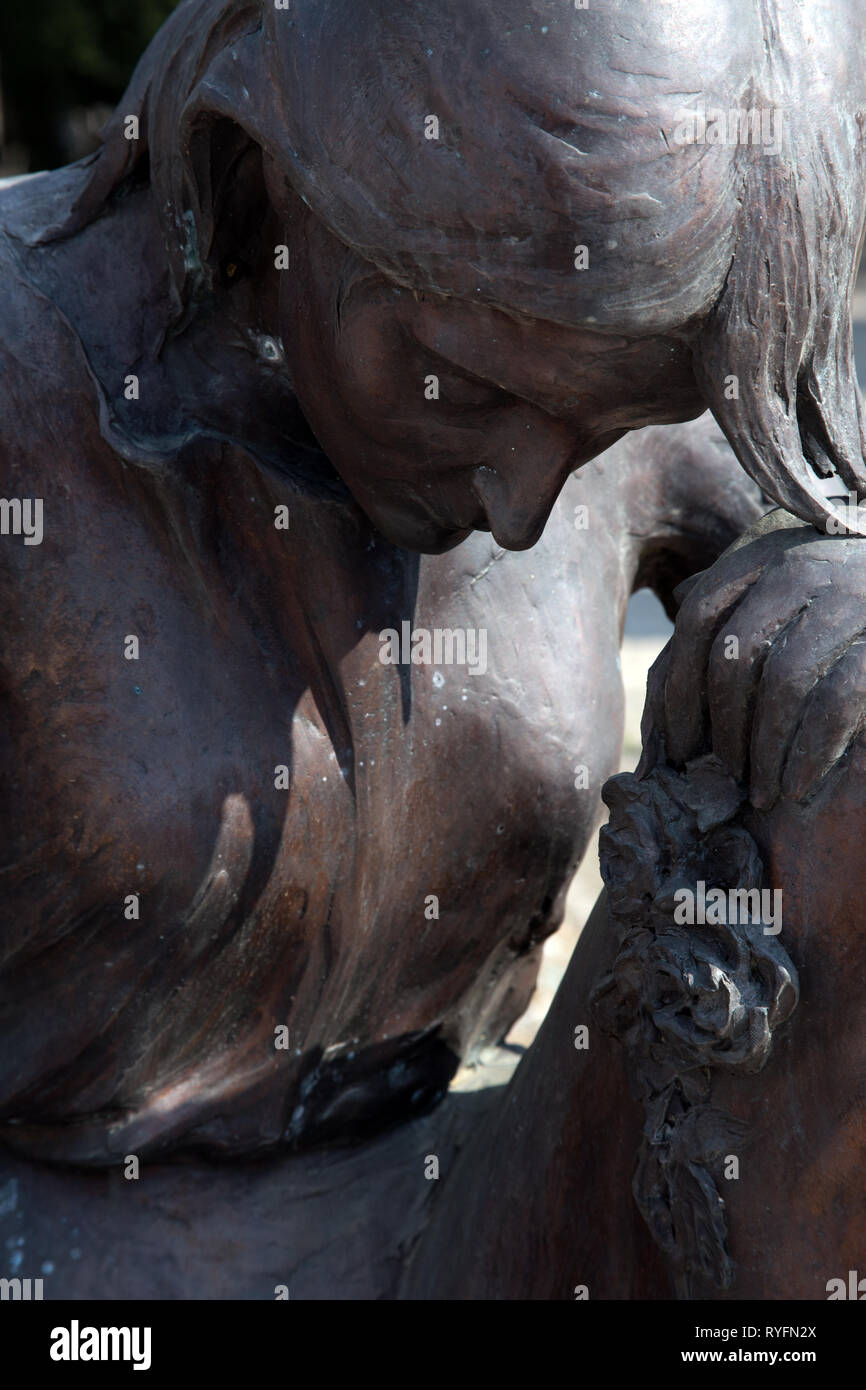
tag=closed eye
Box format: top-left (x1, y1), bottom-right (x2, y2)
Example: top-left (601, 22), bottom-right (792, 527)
top-left (431, 359), bottom-right (512, 410)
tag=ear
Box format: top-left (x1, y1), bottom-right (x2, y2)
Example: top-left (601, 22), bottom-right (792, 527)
top-left (154, 23), bottom-right (282, 320)
top-left (185, 115), bottom-right (272, 297)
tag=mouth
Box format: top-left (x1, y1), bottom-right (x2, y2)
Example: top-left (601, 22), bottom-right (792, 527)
top-left (367, 498), bottom-right (475, 554)
top-left (365, 479), bottom-right (494, 554)
top-left (379, 490), bottom-right (548, 555)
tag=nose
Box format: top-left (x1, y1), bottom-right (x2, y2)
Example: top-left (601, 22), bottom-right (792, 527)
top-left (470, 460), bottom-right (570, 550)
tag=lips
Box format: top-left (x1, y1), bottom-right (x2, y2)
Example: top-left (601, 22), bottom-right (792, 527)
top-left (363, 473), bottom-right (497, 552)
top-left (365, 493), bottom-right (472, 554)
top-left (360, 465), bottom-right (558, 554)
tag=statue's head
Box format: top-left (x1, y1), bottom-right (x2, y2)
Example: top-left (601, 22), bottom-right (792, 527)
top-left (39, 0), bottom-right (866, 549)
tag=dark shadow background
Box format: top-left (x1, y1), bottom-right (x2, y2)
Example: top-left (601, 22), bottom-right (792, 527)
top-left (0, 0), bottom-right (178, 174)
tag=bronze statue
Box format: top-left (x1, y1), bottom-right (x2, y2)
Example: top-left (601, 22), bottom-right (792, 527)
top-left (406, 511), bottom-right (866, 1300)
top-left (1, 0), bottom-right (865, 1299)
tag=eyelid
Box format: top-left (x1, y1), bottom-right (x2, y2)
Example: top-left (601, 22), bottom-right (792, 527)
top-left (449, 378), bottom-right (510, 408)
top-left (425, 348), bottom-right (512, 407)
top-left (419, 338), bottom-right (566, 420)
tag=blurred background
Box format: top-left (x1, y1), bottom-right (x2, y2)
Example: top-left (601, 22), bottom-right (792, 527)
top-left (2, 0), bottom-right (865, 1053)
top-left (0, 0), bottom-right (177, 176)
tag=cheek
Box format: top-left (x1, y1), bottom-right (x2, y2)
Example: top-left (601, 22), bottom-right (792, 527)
top-left (293, 337), bottom-right (478, 475)
top-left (333, 322), bottom-right (408, 412)
top-left (290, 312), bottom-right (422, 452)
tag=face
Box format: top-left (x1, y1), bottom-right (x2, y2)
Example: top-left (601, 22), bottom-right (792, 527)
top-left (277, 199), bottom-right (706, 553)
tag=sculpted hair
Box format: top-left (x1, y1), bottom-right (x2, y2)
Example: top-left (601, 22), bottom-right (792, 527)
top-left (30, 0), bottom-right (866, 534)
top-left (31, 0), bottom-right (264, 324)
top-left (693, 1), bottom-right (866, 538)
top-left (34, 0), bottom-right (743, 335)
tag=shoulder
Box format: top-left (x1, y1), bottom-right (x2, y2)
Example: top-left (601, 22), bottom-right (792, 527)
top-left (0, 171), bottom-right (109, 487)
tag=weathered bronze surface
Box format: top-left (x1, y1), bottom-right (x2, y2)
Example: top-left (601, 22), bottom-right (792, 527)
top-left (407, 512), bottom-right (866, 1300)
top-left (2, 0), bottom-right (865, 1299)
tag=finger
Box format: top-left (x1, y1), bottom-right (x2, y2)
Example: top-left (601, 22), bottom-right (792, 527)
top-left (704, 561), bottom-right (829, 789)
top-left (780, 632), bottom-right (866, 805)
top-left (663, 523), bottom-right (804, 768)
top-left (747, 557), bottom-right (866, 807)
